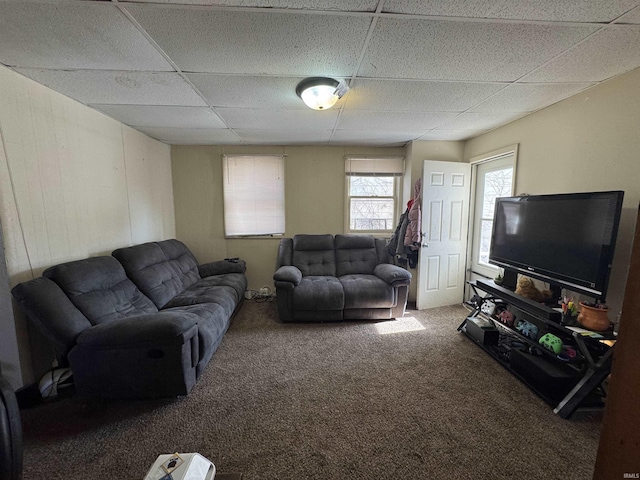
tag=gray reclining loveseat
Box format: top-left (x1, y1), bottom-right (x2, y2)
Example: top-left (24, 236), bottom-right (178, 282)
top-left (12, 239), bottom-right (246, 399)
top-left (273, 234), bottom-right (411, 322)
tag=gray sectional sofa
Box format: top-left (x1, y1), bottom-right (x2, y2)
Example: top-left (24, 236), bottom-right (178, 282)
top-left (12, 239), bottom-right (246, 399)
top-left (273, 234), bottom-right (412, 322)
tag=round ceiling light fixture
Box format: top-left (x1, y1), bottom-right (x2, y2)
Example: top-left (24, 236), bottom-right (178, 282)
top-left (295, 77), bottom-right (348, 110)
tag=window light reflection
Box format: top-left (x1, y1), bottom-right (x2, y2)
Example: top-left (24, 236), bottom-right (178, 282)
top-left (375, 316), bottom-right (425, 335)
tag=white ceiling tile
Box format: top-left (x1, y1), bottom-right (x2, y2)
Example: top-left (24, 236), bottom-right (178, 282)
top-left (330, 130), bottom-right (427, 145)
top-left (436, 112), bottom-right (526, 130)
top-left (123, 0), bottom-right (378, 11)
top-left (337, 110), bottom-right (456, 130)
top-left (383, 0), bottom-right (640, 22)
top-left (91, 105), bottom-right (227, 128)
top-left (360, 18), bottom-right (598, 81)
top-left (418, 130), bottom-right (488, 141)
top-left (470, 83), bottom-right (595, 113)
top-left (617, 5), bottom-right (640, 23)
top-left (234, 129), bottom-right (332, 144)
top-left (14, 69), bottom-right (207, 106)
top-left (523, 25), bottom-right (640, 82)
top-left (135, 127), bottom-right (242, 144)
top-left (126, 6), bottom-right (370, 76)
top-left (4, 0), bottom-right (640, 146)
top-left (344, 79), bottom-right (506, 112)
top-left (188, 75), bottom-right (308, 109)
top-left (216, 108), bottom-right (339, 129)
top-left (0, 2), bottom-right (173, 71)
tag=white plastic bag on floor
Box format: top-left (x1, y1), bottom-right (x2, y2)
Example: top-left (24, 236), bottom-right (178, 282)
top-left (143, 453), bottom-right (215, 480)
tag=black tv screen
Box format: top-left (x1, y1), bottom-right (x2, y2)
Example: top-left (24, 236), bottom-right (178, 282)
top-left (489, 191), bottom-right (624, 300)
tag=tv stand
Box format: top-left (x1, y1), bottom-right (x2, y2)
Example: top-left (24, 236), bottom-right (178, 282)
top-left (475, 279), bottom-right (561, 321)
top-left (460, 280), bottom-right (616, 418)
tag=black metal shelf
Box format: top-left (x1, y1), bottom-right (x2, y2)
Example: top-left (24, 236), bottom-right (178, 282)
top-left (460, 324), bottom-right (586, 406)
top-left (460, 280), bottom-right (614, 418)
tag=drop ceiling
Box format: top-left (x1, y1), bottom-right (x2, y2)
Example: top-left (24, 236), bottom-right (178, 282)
top-left (2, 0), bottom-right (640, 146)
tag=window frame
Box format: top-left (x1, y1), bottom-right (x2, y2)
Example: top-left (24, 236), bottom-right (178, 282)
top-left (344, 156), bottom-right (404, 235)
top-left (469, 146), bottom-right (518, 279)
top-left (347, 175), bottom-right (400, 234)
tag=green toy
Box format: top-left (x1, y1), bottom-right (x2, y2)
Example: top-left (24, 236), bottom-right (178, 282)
top-left (538, 333), bottom-right (563, 354)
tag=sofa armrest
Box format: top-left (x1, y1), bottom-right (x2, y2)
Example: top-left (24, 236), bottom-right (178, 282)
top-left (199, 259), bottom-right (247, 277)
top-left (273, 266), bottom-right (302, 289)
top-left (76, 312), bottom-right (198, 349)
top-left (374, 264), bottom-right (412, 287)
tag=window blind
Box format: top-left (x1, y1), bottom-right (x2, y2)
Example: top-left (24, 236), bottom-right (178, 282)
top-left (222, 154), bottom-right (285, 236)
top-left (344, 156), bottom-right (404, 177)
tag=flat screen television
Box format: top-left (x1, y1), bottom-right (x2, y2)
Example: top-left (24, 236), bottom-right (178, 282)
top-left (489, 190), bottom-right (624, 302)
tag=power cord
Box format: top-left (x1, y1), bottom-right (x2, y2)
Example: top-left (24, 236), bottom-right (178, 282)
top-left (244, 286), bottom-right (275, 302)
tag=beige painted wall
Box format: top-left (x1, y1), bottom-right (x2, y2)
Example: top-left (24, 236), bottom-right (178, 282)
top-left (464, 66), bottom-right (640, 322)
top-left (0, 66), bottom-right (175, 388)
top-left (172, 145), bottom-right (405, 292)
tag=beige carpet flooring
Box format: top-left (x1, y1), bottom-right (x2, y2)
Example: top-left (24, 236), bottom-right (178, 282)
top-left (20, 300), bottom-right (602, 479)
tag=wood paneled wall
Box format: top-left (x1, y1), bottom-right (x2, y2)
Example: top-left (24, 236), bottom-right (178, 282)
top-left (0, 66), bottom-right (175, 388)
top-left (593, 204), bottom-right (640, 477)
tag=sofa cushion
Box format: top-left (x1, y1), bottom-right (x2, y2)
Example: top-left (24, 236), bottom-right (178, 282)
top-left (44, 257), bottom-right (158, 325)
top-left (195, 273), bottom-right (248, 304)
top-left (292, 276), bottom-right (344, 311)
top-left (339, 274), bottom-right (396, 309)
top-left (335, 234), bottom-right (379, 276)
top-left (164, 285), bottom-right (239, 318)
top-left (157, 239), bottom-right (202, 287)
top-left (112, 239), bottom-right (201, 309)
top-left (292, 234), bottom-right (336, 276)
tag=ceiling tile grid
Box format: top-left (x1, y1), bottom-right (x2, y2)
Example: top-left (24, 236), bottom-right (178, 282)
top-left (617, 5), bottom-right (640, 23)
top-left (2, 0), bottom-right (640, 146)
top-left (381, 0), bottom-right (640, 23)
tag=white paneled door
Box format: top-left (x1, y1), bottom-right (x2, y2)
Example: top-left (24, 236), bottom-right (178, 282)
top-left (417, 161), bottom-right (471, 310)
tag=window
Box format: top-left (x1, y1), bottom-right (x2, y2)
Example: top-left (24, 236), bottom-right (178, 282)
top-left (345, 156), bottom-right (404, 233)
top-left (222, 154), bottom-right (285, 237)
top-left (477, 165), bottom-right (513, 264)
top-left (470, 147), bottom-right (517, 278)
